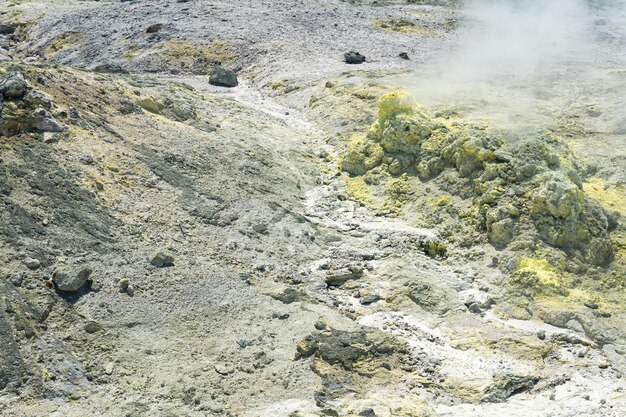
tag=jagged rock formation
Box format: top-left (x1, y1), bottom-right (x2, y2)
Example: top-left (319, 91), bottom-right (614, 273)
top-left (342, 91), bottom-right (616, 267)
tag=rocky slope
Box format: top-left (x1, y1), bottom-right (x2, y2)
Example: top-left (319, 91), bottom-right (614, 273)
top-left (0, 1), bottom-right (625, 416)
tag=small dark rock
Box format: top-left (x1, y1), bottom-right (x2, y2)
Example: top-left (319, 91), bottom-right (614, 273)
top-left (584, 302), bottom-right (599, 310)
top-left (272, 312), bottom-right (290, 320)
top-left (150, 252), bottom-right (174, 268)
top-left (269, 288), bottom-right (299, 304)
top-left (537, 330), bottom-right (546, 340)
top-left (118, 278), bottom-right (135, 296)
top-left (398, 52), bottom-right (410, 60)
top-left (344, 51), bottom-right (366, 64)
top-left (9, 273), bottom-right (23, 287)
top-left (209, 66), bottom-right (238, 88)
top-left (93, 63), bottom-right (129, 74)
top-left (146, 23), bottom-right (163, 33)
top-left (359, 409), bottom-right (377, 417)
top-left (467, 303), bottom-right (482, 314)
top-left (78, 154), bottom-right (95, 165)
top-left (359, 294), bottom-right (380, 305)
top-left (118, 278), bottom-right (130, 292)
top-left (118, 99), bottom-right (140, 115)
top-left (84, 321), bottom-right (103, 334)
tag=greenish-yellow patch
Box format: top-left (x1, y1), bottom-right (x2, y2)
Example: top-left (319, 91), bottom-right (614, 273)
top-left (373, 18), bottom-right (439, 37)
top-left (513, 257), bottom-right (565, 295)
top-left (346, 176), bottom-right (373, 205)
top-left (434, 195), bottom-right (451, 207)
top-left (124, 45), bottom-right (141, 58)
top-left (44, 31), bottom-right (83, 58)
top-left (158, 39), bottom-right (235, 69)
top-left (269, 79), bottom-right (289, 90)
top-left (136, 97), bottom-right (163, 114)
top-left (383, 173), bottom-right (412, 213)
top-left (424, 241), bottom-right (447, 259)
top-left (377, 90), bottom-right (416, 121)
top-left (584, 178), bottom-right (626, 216)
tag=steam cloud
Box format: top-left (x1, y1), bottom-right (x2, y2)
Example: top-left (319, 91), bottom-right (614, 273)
top-left (406, 0), bottom-right (626, 135)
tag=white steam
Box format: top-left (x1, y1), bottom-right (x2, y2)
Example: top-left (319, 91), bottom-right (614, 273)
top-left (406, 0), bottom-right (626, 134)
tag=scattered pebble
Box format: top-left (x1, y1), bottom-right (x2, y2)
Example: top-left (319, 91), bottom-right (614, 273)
top-left (24, 258), bottom-right (41, 270)
top-left (84, 321), bottom-right (103, 334)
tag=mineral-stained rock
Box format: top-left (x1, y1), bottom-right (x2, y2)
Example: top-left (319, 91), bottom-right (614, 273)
top-left (531, 171), bottom-right (584, 219)
top-left (0, 74), bottom-right (63, 135)
top-left (341, 91), bottom-right (615, 266)
top-left (29, 107), bottom-right (63, 132)
top-left (482, 374), bottom-right (539, 403)
top-left (52, 266), bottom-right (93, 292)
top-left (0, 72), bottom-right (27, 99)
top-left (302, 327), bottom-right (407, 371)
top-left (325, 264), bottom-right (364, 286)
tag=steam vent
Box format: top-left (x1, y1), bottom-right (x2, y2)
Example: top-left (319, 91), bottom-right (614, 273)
top-left (1, 1), bottom-right (625, 416)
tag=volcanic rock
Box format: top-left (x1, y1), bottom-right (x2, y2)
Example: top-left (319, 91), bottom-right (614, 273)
top-left (344, 51), bottom-right (366, 64)
top-left (52, 266), bottom-right (93, 292)
top-left (0, 72), bottom-right (26, 99)
top-left (209, 66), bottom-right (238, 87)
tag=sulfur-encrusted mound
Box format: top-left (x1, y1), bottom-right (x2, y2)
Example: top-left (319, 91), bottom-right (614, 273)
top-left (342, 91), bottom-right (616, 266)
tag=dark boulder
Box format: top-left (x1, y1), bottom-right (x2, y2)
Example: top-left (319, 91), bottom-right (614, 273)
top-left (209, 66), bottom-right (238, 88)
top-left (344, 51), bottom-right (366, 64)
